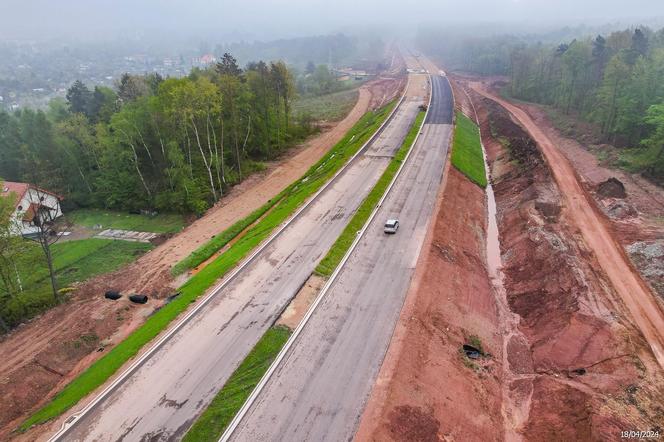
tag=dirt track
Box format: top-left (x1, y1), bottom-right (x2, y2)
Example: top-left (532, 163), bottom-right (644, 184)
top-left (469, 81), bottom-right (664, 370)
top-left (0, 72), bottom-right (405, 439)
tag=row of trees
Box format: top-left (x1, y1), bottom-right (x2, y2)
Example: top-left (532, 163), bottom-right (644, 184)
top-left (0, 54), bottom-right (310, 215)
top-left (508, 28), bottom-right (664, 180)
top-left (420, 26), bottom-right (664, 182)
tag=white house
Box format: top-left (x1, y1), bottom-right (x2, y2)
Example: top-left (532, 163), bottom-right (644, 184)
top-left (1, 181), bottom-right (63, 236)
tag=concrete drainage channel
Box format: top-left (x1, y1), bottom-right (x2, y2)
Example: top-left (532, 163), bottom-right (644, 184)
top-left (47, 78), bottom-right (411, 442)
top-left (218, 72), bottom-right (432, 442)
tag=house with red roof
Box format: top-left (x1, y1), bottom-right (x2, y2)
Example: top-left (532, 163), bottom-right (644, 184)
top-left (0, 181), bottom-right (63, 236)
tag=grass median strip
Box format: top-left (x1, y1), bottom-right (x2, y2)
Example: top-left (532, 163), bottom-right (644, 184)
top-left (316, 110), bottom-right (426, 276)
top-left (451, 111), bottom-right (487, 188)
top-left (182, 326), bottom-right (291, 442)
top-left (19, 100), bottom-right (396, 432)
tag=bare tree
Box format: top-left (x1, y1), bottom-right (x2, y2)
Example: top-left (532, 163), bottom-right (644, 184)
top-left (21, 188), bottom-right (67, 304)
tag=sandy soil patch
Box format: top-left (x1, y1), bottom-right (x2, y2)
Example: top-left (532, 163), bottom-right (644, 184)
top-left (275, 274), bottom-right (326, 330)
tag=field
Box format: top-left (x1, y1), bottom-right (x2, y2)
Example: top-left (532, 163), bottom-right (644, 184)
top-left (2, 239), bottom-right (152, 329)
top-left (20, 100), bottom-right (397, 431)
top-left (451, 111), bottom-right (487, 187)
top-left (67, 209), bottom-right (186, 233)
top-left (293, 88), bottom-right (360, 122)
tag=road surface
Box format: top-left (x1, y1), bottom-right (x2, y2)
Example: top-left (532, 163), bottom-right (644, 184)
top-left (58, 74), bottom-right (428, 441)
top-left (227, 73), bottom-right (453, 442)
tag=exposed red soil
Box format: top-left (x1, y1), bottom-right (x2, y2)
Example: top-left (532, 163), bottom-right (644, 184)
top-left (467, 79), bottom-right (664, 370)
top-left (470, 90), bottom-right (664, 439)
top-left (508, 100), bottom-right (664, 301)
top-left (0, 72), bottom-right (406, 439)
top-left (356, 165), bottom-right (504, 442)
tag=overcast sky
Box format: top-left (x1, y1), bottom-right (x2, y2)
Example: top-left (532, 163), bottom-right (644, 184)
top-left (2, 0), bottom-right (664, 41)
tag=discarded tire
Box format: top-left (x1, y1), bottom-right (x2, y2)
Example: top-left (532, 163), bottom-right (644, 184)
top-left (129, 294), bottom-right (148, 304)
top-left (104, 291), bottom-right (122, 300)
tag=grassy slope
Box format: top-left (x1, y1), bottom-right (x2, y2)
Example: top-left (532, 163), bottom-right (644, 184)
top-left (182, 326), bottom-right (291, 442)
top-left (20, 100), bottom-right (396, 432)
top-left (4, 239), bottom-right (151, 328)
top-left (68, 209), bottom-right (185, 233)
top-left (293, 88), bottom-right (359, 122)
top-left (181, 109), bottom-right (425, 442)
top-left (451, 111), bottom-right (487, 188)
top-left (316, 110), bottom-right (426, 276)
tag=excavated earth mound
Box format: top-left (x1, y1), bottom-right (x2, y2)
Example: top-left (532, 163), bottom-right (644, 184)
top-left (597, 177), bottom-right (627, 199)
top-left (481, 97), bottom-right (664, 440)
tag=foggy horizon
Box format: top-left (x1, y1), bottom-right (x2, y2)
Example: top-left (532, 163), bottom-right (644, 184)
top-left (3, 0), bottom-right (664, 43)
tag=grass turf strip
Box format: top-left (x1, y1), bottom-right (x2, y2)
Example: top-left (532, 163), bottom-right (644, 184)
top-left (451, 111), bottom-right (487, 188)
top-left (19, 100), bottom-right (396, 432)
top-left (182, 326), bottom-right (291, 442)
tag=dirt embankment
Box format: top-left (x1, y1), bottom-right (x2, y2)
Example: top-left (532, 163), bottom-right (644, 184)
top-left (359, 70), bottom-right (664, 441)
top-left (475, 94), bottom-right (664, 439)
top-left (0, 74), bottom-right (405, 438)
top-left (356, 162), bottom-right (504, 441)
top-left (507, 101), bottom-right (664, 303)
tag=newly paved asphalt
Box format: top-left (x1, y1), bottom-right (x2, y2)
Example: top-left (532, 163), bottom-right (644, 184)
top-left (59, 75), bottom-right (427, 441)
top-left (228, 73), bottom-right (453, 442)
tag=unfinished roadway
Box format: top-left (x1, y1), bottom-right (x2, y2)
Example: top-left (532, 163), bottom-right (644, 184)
top-left (226, 68), bottom-right (454, 441)
top-left (55, 66), bottom-right (429, 441)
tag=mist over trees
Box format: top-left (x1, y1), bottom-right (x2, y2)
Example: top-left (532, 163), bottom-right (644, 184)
top-left (0, 54), bottom-right (314, 215)
top-left (420, 26), bottom-right (664, 183)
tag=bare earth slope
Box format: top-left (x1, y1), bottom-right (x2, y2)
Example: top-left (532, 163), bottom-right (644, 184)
top-left (358, 69), bottom-right (664, 441)
top-left (468, 81), bottom-right (664, 369)
top-left (355, 166), bottom-right (503, 442)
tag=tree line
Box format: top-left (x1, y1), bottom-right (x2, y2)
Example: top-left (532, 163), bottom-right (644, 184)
top-left (419, 26), bottom-right (664, 183)
top-left (0, 53), bottom-right (312, 215)
top-left (510, 28), bottom-right (664, 181)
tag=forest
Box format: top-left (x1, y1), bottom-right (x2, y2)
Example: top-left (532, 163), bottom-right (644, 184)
top-left (419, 26), bottom-right (664, 183)
top-left (0, 53), bottom-right (314, 215)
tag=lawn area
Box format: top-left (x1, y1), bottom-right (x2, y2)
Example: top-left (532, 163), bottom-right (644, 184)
top-left (182, 326), bottom-right (291, 441)
top-left (293, 88), bottom-right (359, 122)
top-left (3, 239), bottom-right (152, 329)
top-left (67, 209), bottom-right (186, 233)
top-left (451, 111), bottom-right (487, 188)
top-left (20, 100), bottom-right (397, 432)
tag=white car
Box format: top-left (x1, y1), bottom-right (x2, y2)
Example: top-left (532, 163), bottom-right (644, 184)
top-left (384, 219), bottom-right (399, 234)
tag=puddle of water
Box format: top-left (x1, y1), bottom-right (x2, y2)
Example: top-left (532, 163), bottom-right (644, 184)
top-left (485, 177), bottom-right (503, 282)
top-left (468, 94), bottom-right (530, 442)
